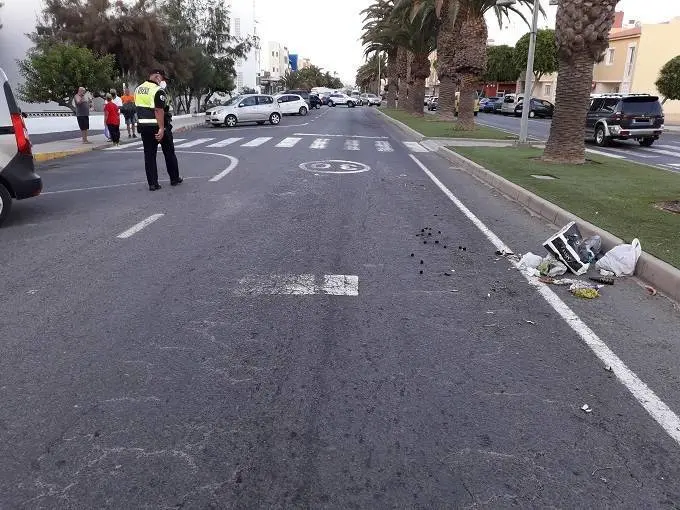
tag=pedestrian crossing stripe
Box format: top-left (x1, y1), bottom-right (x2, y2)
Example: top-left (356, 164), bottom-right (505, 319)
top-left (107, 136), bottom-right (430, 153)
top-left (103, 139), bottom-right (187, 150)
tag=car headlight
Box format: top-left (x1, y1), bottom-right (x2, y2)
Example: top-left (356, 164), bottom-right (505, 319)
top-left (608, 125), bottom-right (620, 134)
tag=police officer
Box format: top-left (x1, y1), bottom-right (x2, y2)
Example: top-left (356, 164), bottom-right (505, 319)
top-left (135, 69), bottom-right (182, 191)
top-left (159, 80), bottom-right (181, 185)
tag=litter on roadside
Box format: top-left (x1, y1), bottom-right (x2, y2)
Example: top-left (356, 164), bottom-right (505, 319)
top-left (543, 222), bottom-right (593, 275)
top-left (590, 275), bottom-right (615, 285)
top-left (596, 238), bottom-right (642, 277)
top-left (581, 404), bottom-right (593, 413)
top-left (646, 285), bottom-right (658, 296)
top-left (525, 320), bottom-right (536, 325)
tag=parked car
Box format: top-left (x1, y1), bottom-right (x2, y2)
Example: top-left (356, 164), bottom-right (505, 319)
top-left (284, 89), bottom-right (310, 104)
top-left (350, 90), bottom-right (362, 105)
top-left (501, 93), bottom-right (523, 115)
top-left (455, 91), bottom-right (480, 116)
top-left (319, 93), bottom-right (332, 105)
top-left (360, 93), bottom-right (382, 106)
top-left (427, 97), bottom-right (438, 111)
top-left (208, 94), bottom-right (282, 127)
top-left (275, 94), bottom-right (309, 116)
top-left (424, 95), bottom-right (432, 106)
top-left (309, 93), bottom-right (322, 109)
top-left (328, 93), bottom-right (357, 107)
top-left (481, 97), bottom-right (503, 113)
top-left (586, 93), bottom-right (664, 147)
top-left (0, 68), bottom-right (42, 226)
top-left (514, 98), bottom-right (554, 118)
top-left (493, 99), bottom-right (504, 114)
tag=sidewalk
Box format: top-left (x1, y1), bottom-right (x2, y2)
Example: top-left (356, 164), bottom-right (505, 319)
top-left (32, 114), bottom-right (205, 162)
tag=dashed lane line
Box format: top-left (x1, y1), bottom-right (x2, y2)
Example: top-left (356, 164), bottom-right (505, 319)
top-left (116, 213), bottom-right (164, 239)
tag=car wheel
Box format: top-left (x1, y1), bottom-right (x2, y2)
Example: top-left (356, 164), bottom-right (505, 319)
top-left (474, 111), bottom-right (478, 116)
top-left (329, 101), bottom-right (334, 107)
top-left (348, 102), bottom-right (355, 108)
top-left (256, 121), bottom-right (265, 125)
top-left (299, 106), bottom-right (308, 116)
top-left (0, 182), bottom-right (12, 227)
top-left (595, 125), bottom-right (610, 147)
top-left (225, 115), bottom-right (237, 128)
top-left (639, 138), bottom-right (655, 147)
top-left (269, 112), bottom-right (281, 125)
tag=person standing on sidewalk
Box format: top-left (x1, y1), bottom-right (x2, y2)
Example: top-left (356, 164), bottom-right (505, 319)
top-left (104, 93), bottom-right (121, 146)
top-left (74, 87), bottom-right (90, 144)
top-left (121, 87), bottom-right (137, 139)
top-left (134, 69), bottom-right (182, 191)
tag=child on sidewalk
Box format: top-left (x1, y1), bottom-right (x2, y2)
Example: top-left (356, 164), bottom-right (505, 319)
top-left (104, 93), bottom-right (121, 145)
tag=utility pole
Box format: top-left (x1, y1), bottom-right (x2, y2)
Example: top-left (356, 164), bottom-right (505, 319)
top-left (377, 52), bottom-right (381, 96)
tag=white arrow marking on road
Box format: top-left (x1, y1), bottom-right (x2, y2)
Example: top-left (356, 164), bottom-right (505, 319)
top-left (206, 137), bottom-right (242, 147)
top-left (116, 214), bottom-right (165, 239)
top-left (410, 152), bottom-right (680, 447)
top-left (344, 139), bottom-right (360, 151)
top-left (275, 137), bottom-right (302, 148)
top-left (403, 141), bottom-right (429, 153)
top-left (241, 137), bottom-right (272, 147)
top-left (375, 140), bottom-right (393, 152)
top-left (310, 138), bottom-right (330, 149)
top-left (234, 274), bottom-right (359, 296)
top-left (174, 138), bottom-right (215, 148)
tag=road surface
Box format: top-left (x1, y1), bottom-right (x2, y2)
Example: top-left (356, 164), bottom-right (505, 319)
top-left (2, 105), bottom-right (680, 508)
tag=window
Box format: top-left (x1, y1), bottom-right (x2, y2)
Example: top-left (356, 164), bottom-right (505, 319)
top-left (272, 51), bottom-right (275, 57)
top-left (625, 46), bottom-right (636, 77)
top-left (589, 98), bottom-right (604, 112)
top-left (240, 96), bottom-right (257, 107)
top-left (605, 48), bottom-right (615, 66)
top-left (257, 96), bottom-right (273, 105)
top-left (544, 84), bottom-right (552, 96)
top-left (234, 18), bottom-right (241, 37)
top-left (504, 96), bottom-right (514, 103)
top-left (602, 98), bottom-right (619, 113)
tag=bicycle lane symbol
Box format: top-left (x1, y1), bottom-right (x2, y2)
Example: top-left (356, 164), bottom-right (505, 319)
top-left (299, 160), bottom-right (371, 174)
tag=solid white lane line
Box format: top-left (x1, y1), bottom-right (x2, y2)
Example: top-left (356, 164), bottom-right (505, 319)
top-left (41, 177), bottom-right (205, 195)
top-left (206, 137), bottom-right (242, 147)
top-left (585, 148), bottom-right (626, 159)
top-left (116, 214), bottom-right (164, 239)
top-left (241, 137), bottom-right (272, 147)
top-left (409, 153), bottom-right (680, 446)
top-left (344, 139), bottom-right (360, 151)
top-left (375, 140), bottom-right (394, 152)
top-left (310, 138), bottom-right (330, 149)
top-left (294, 133), bottom-right (389, 139)
top-left (174, 138), bottom-right (215, 148)
top-left (275, 137), bottom-right (302, 148)
top-left (623, 153), bottom-right (659, 159)
top-left (404, 141), bottom-right (429, 153)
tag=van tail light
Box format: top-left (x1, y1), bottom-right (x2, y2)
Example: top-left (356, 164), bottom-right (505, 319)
top-left (11, 112), bottom-right (32, 155)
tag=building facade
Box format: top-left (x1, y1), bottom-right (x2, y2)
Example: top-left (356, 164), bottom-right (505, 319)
top-left (225, 0), bottom-right (260, 93)
top-left (259, 41), bottom-right (289, 93)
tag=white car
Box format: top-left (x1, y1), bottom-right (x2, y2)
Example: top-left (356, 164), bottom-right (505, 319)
top-left (209, 94), bottom-right (282, 127)
top-left (274, 94), bottom-right (309, 116)
top-left (328, 93), bottom-right (357, 108)
top-left (0, 68), bottom-right (41, 226)
top-left (360, 93), bottom-right (382, 106)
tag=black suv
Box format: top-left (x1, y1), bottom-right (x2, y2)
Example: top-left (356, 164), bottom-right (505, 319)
top-left (586, 93), bottom-right (664, 147)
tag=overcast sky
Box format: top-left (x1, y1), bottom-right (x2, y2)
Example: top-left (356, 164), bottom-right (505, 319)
top-left (256, 0), bottom-right (680, 86)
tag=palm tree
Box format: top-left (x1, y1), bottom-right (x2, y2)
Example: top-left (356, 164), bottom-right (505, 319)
top-left (542, 0), bottom-right (620, 163)
top-left (356, 53), bottom-right (386, 92)
top-left (362, 1), bottom-right (400, 108)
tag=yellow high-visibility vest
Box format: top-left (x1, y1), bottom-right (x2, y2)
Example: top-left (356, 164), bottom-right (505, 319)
top-left (134, 81), bottom-right (160, 125)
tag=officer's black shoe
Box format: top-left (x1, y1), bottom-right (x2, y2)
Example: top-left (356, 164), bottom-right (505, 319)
top-left (170, 178), bottom-right (183, 186)
top-left (149, 184), bottom-right (162, 191)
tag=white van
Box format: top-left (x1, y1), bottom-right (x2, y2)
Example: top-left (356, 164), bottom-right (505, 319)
top-left (0, 68), bottom-right (42, 225)
top-left (501, 93), bottom-right (524, 115)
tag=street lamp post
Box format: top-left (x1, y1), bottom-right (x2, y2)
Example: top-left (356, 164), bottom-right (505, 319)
top-left (497, 0), bottom-right (541, 144)
top-left (377, 52), bottom-right (381, 96)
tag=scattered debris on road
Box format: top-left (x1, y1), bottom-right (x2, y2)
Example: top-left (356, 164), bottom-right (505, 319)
top-left (525, 320), bottom-right (536, 325)
top-left (571, 287), bottom-right (600, 299)
top-left (581, 404), bottom-right (593, 413)
top-left (596, 239), bottom-right (642, 277)
top-left (646, 285), bottom-right (658, 296)
top-left (590, 275), bottom-right (615, 285)
top-left (543, 222), bottom-right (593, 275)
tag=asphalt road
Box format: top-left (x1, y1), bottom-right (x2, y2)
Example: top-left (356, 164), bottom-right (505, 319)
top-left (472, 111), bottom-right (680, 171)
top-left (3, 104), bottom-right (680, 508)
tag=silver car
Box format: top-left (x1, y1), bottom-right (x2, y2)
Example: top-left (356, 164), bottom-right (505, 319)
top-left (209, 94), bottom-right (282, 127)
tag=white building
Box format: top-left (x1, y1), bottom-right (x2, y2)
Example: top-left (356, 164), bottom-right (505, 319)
top-left (259, 41), bottom-right (289, 93)
top-left (225, 0), bottom-right (260, 93)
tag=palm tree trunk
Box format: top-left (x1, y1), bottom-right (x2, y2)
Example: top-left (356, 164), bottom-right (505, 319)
top-left (409, 51), bottom-right (430, 117)
top-left (437, 75), bottom-right (457, 120)
top-left (457, 74), bottom-right (477, 130)
top-left (436, 0), bottom-right (458, 120)
top-left (386, 49), bottom-right (398, 108)
top-left (396, 46), bottom-right (408, 110)
top-left (542, 53), bottom-right (594, 163)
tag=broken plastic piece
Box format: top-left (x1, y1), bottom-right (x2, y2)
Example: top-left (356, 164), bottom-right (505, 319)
top-left (581, 404), bottom-right (593, 413)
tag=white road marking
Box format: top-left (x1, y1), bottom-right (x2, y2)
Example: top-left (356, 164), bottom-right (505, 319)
top-left (275, 137), bottom-right (302, 148)
top-left (656, 144), bottom-right (680, 150)
top-left (41, 177), bottom-right (204, 195)
top-left (345, 139), bottom-right (360, 151)
top-left (404, 141), bottom-right (429, 153)
top-left (235, 274), bottom-right (359, 296)
top-left (103, 139), bottom-right (187, 151)
top-left (206, 153), bottom-right (239, 182)
top-left (206, 137), bottom-right (242, 147)
top-left (310, 138), bottom-right (330, 149)
top-left (669, 163), bottom-right (680, 168)
top-left (241, 137), bottom-right (272, 147)
top-left (585, 148), bottom-right (626, 159)
top-left (409, 153), bottom-right (680, 446)
top-left (294, 132), bottom-right (389, 139)
top-left (174, 138), bottom-right (215, 148)
top-left (321, 275), bottom-right (359, 295)
top-left (622, 152), bottom-right (659, 159)
top-left (116, 214), bottom-right (164, 239)
top-left (375, 140), bottom-right (394, 152)
top-left (645, 148), bottom-right (680, 158)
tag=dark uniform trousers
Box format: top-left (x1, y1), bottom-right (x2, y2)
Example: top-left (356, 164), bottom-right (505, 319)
top-left (139, 125), bottom-right (180, 186)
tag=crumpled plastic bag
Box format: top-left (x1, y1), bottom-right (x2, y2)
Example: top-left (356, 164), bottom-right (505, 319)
top-left (537, 255), bottom-right (568, 277)
top-left (518, 252), bottom-right (543, 276)
top-left (595, 239), bottom-right (642, 277)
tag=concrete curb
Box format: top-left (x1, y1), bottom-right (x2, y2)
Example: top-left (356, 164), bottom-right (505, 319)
top-left (33, 120), bottom-right (204, 164)
top-left (436, 145), bottom-right (680, 303)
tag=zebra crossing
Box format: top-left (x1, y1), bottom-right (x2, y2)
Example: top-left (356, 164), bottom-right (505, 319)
top-left (106, 136), bottom-right (432, 154)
